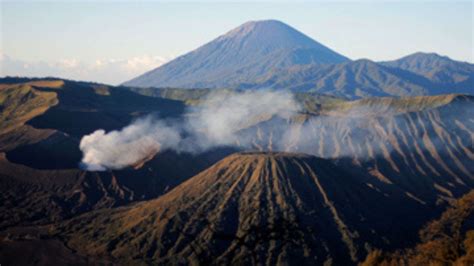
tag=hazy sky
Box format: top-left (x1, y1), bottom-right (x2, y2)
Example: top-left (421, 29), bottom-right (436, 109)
top-left (1, 1), bottom-right (473, 84)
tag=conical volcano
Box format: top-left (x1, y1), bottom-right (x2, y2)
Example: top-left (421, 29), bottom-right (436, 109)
top-left (123, 20), bottom-right (349, 89)
top-left (59, 152), bottom-right (438, 265)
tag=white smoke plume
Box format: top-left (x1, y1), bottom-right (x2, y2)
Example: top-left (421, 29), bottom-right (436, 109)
top-left (79, 117), bottom-right (181, 171)
top-left (185, 90), bottom-right (300, 149)
top-left (79, 89), bottom-right (473, 176)
top-left (79, 90), bottom-right (300, 171)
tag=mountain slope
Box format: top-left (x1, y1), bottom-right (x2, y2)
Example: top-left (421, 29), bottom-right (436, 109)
top-left (239, 94), bottom-right (474, 201)
top-left (58, 152), bottom-right (469, 265)
top-left (123, 20), bottom-right (349, 89)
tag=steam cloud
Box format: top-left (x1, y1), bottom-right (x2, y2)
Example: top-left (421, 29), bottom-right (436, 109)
top-left (79, 117), bottom-right (180, 171)
top-left (80, 90), bottom-right (473, 174)
top-left (79, 90), bottom-right (299, 171)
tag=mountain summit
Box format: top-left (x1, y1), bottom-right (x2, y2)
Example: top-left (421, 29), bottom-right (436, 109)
top-left (123, 20), bottom-right (349, 88)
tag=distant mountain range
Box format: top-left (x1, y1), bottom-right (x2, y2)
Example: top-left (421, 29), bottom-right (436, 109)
top-left (123, 20), bottom-right (473, 99)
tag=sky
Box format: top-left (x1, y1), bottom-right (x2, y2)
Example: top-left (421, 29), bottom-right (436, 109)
top-left (1, 1), bottom-right (473, 85)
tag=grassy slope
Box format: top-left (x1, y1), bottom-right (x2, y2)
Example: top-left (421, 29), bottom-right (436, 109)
top-left (0, 84), bottom-right (58, 134)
